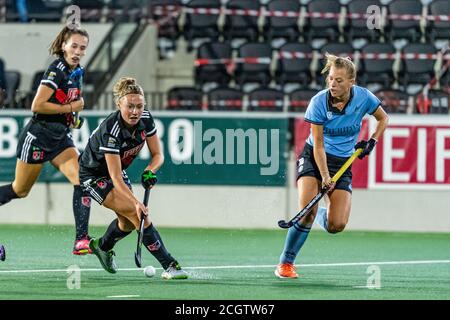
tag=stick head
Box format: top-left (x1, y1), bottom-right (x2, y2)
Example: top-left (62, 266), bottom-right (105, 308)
top-left (134, 252), bottom-right (142, 268)
top-left (278, 220), bottom-right (292, 229)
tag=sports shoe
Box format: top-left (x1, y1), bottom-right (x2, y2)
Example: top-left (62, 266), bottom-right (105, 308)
top-left (161, 260), bottom-right (188, 280)
top-left (73, 235), bottom-right (92, 255)
top-left (0, 245), bottom-right (5, 262)
top-left (275, 263), bottom-right (298, 279)
top-left (89, 238), bottom-right (117, 274)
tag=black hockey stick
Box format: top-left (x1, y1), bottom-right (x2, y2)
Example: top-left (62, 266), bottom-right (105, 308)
top-left (134, 188), bottom-right (151, 268)
top-left (278, 148), bottom-right (362, 229)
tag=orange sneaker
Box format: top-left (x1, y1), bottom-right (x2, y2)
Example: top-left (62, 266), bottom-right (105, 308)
top-left (73, 236), bottom-right (92, 255)
top-left (275, 263), bottom-right (298, 278)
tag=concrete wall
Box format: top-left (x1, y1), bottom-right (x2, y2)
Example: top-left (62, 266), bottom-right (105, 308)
top-left (0, 23), bottom-right (112, 91)
top-left (1, 162), bottom-right (449, 232)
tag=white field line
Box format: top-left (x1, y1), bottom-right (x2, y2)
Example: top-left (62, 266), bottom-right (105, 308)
top-left (0, 260), bottom-right (450, 274)
top-left (107, 295), bottom-right (140, 298)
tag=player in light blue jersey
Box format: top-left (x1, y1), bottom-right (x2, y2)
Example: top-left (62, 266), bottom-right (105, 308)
top-left (275, 54), bottom-right (389, 279)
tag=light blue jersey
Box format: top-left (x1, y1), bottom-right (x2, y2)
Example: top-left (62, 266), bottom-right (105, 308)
top-left (305, 85), bottom-right (381, 157)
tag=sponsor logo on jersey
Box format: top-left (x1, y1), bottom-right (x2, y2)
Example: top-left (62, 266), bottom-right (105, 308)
top-left (97, 181), bottom-right (107, 189)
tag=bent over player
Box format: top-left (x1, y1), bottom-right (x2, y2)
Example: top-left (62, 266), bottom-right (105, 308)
top-left (276, 54), bottom-right (389, 279)
top-left (80, 77), bottom-right (188, 279)
top-left (0, 26), bottom-right (92, 255)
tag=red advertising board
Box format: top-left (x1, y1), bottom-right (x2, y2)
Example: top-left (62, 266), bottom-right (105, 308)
top-left (294, 116), bottom-right (450, 189)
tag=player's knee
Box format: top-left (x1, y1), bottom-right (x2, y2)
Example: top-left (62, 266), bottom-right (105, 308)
top-left (328, 222), bottom-right (346, 234)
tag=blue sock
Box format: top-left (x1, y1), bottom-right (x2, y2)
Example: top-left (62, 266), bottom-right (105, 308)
top-left (279, 223), bottom-right (311, 264)
top-left (314, 206), bottom-right (329, 232)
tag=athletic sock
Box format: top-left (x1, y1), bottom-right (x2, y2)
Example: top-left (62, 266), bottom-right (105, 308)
top-left (314, 206), bottom-right (330, 232)
top-left (0, 184), bottom-right (19, 206)
top-left (73, 185), bottom-right (91, 240)
top-left (279, 222), bottom-right (312, 264)
top-left (143, 224), bottom-right (174, 270)
top-left (99, 219), bottom-right (131, 251)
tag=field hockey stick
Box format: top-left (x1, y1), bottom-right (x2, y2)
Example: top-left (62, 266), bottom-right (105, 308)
top-left (134, 188), bottom-right (151, 268)
top-left (278, 148), bottom-right (363, 229)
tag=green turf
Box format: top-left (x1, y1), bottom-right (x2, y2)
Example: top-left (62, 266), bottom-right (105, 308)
top-left (0, 225), bottom-right (449, 300)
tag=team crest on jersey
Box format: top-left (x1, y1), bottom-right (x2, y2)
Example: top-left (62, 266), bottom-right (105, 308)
top-left (97, 181), bottom-right (107, 189)
top-left (32, 150), bottom-right (44, 160)
top-left (326, 111), bottom-right (333, 119)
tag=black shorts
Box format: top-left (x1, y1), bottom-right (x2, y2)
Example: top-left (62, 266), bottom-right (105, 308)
top-left (297, 143), bottom-right (353, 193)
top-left (16, 119), bottom-right (75, 164)
top-left (80, 171), bottom-right (132, 205)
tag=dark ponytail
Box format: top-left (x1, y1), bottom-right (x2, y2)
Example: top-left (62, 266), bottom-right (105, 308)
top-left (49, 26), bottom-right (89, 57)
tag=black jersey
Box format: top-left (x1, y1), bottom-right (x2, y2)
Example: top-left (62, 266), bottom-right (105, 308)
top-left (79, 110), bottom-right (157, 179)
top-left (36, 57), bottom-right (83, 125)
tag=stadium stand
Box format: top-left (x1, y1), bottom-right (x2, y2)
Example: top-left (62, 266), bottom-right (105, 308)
top-left (195, 41), bottom-right (233, 88)
top-left (305, 0), bottom-right (342, 43)
top-left (345, 0), bottom-right (382, 42)
top-left (223, 0), bottom-right (261, 45)
top-left (248, 87), bottom-right (284, 112)
top-left (386, 0), bottom-right (423, 43)
top-left (183, 0), bottom-right (221, 52)
top-left (234, 42), bottom-right (272, 89)
top-left (167, 86), bottom-right (204, 110)
top-left (359, 42), bottom-right (396, 87)
top-left (0, 0), bottom-right (448, 113)
top-left (275, 42), bottom-right (313, 89)
top-left (207, 86), bottom-right (244, 111)
top-left (262, 0), bottom-right (301, 47)
top-left (288, 88), bottom-right (319, 112)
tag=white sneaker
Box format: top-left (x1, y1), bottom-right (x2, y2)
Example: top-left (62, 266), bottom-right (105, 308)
top-left (161, 261), bottom-right (188, 280)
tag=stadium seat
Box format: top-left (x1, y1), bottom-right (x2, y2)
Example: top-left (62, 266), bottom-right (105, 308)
top-left (428, 0), bottom-right (450, 41)
top-left (223, 0), bottom-right (261, 43)
top-left (248, 87), bottom-right (284, 112)
top-left (288, 88), bottom-right (319, 112)
top-left (3, 70), bottom-right (20, 108)
top-left (195, 41), bottom-right (232, 87)
top-left (305, 0), bottom-right (342, 43)
top-left (71, 0), bottom-right (105, 22)
top-left (399, 42), bottom-right (437, 88)
top-left (345, 0), bottom-right (382, 42)
top-left (263, 0), bottom-right (301, 46)
top-left (105, 0), bottom-right (143, 22)
top-left (183, 0), bottom-right (221, 52)
top-left (167, 86), bottom-right (204, 110)
top-left (415, 89), bottom-right (449, 114)
top-left (374, 88), bottom-right (410, 114)
top-left (234, 42), bottom-right (272, 88)
top-left (207, 87), bottom-right (244, 111)
top-left (275, 42), bottom-right (313, 88)
top-left (386, 0), bottom-right (423, 43)
top-left (359, 43), bottom-right (396, 87)
top-left (149, 0), bottom-right (183, 58)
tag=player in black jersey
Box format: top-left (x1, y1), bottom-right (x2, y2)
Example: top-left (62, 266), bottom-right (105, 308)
top-left (81, 77), bottom-right (188, 279)
top-left (0, 26), bottom-right (93, 255)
